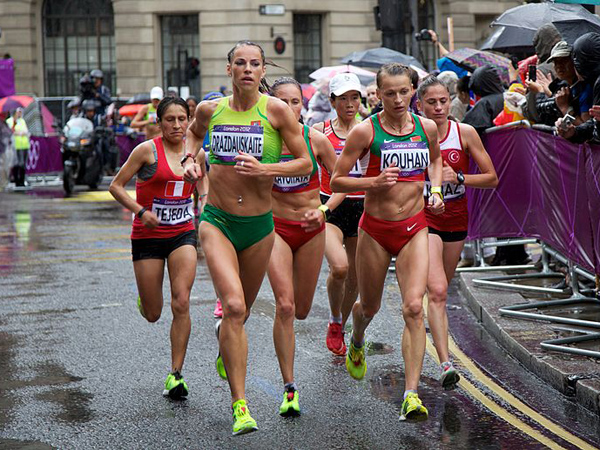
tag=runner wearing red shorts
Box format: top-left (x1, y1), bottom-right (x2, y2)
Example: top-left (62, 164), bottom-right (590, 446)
top-left (267, 77), bottom-right (341, 415)
top-left (417, 76), bottom-right (498, 390)
top-left (109, 97), bottom-right (198, 400)
top-left (331, 63), bottom-right (444, 421)
top-left (313, 73), bottom-right (364, 356)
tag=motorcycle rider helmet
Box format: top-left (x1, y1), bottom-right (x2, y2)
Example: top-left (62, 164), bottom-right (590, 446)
top-left (90, 69), bottom-right (104, 79)
top-left (82, 99), bottom-right (97, 111)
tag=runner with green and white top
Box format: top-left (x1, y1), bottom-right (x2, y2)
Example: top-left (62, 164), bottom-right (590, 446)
top-left (182, 41), bottom-right (312, 436)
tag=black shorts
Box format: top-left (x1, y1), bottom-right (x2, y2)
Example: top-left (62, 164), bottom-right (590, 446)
top-left (428, 227), bottom-right (468, 243)
top-left (131, 230), bottom-right (197, 261)
top-left (321, 194), bottom-right (364, 238)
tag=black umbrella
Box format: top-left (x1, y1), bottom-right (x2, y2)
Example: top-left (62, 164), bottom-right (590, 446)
top-left (491, 3), bottom-right (600, 45)
top-left (340, 47), bottom-right (425, 71)
top-left (480, 26), bottom-right (535, 54)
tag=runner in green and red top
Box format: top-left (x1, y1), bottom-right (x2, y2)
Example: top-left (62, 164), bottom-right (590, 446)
top-left (109, 97), bottom-right (198, 401)
top-left (313, 73), bottom-right (363, 357)
top-left (331, 63), bottom-right (444, 422)
top-left (417, 76), bottom-right (498, 390)
top-left (181, 41), bottom-right (312, 435)
top-left (267, 77), bottom-right (341, 416)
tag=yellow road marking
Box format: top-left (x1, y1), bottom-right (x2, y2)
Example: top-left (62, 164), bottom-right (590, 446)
top-left (423, 296), bottom-right (595, 450)
top-left (63, 190), bottom-right (136, 202)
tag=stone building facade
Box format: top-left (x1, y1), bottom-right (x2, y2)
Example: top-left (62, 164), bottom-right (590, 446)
top-left (0, 0), bottom-right (529, 98)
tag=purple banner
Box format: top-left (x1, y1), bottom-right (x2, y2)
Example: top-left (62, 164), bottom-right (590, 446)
top-left (468, 128), bottom-right (598, 274)
top-left (0, 59), bottom-right (16, 98)
top-left (25, 136), bottom-right (63, 174)
top-left (116, 134), bottom-right (145, 166)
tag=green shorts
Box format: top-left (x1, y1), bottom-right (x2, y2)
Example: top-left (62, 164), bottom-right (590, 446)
top-left (201, 203), bottom-right (274, 252)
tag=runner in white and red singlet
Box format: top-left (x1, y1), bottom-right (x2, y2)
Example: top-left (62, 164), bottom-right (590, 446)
top-left (109, 97), bottom-right (198, 400)
top-left (417, 76), bottom-right (498, 390)
top-left (313, 73), bottom-right (365, 356)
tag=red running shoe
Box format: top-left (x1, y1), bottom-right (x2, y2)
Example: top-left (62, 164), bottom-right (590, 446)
top-left (213, 298), bottom-right (223, 318)
top-left (326, 322), bottom-right (346, 356)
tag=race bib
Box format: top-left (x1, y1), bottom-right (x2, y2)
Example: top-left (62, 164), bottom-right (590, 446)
top-left (152, 197), bottom-right (194, 226)
top-left (211, 124), bottom-right (264, 162)
top-left (424, 181), bottom-right (465, 200)
top-left (380, 141), bottom-right (429, 178)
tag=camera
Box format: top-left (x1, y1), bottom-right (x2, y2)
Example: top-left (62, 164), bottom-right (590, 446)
top-left (561, 114), bottom-right (576, 131)
top-left (415, 29), bottom-right (432, 41)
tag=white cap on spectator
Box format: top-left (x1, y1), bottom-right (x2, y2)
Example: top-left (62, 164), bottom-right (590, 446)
top-left (329, 73), bottom-right (362, 97)
top-left (150, 86), bottom-right (164, 101)
top-left (546, 41), bottom-right (572, 63)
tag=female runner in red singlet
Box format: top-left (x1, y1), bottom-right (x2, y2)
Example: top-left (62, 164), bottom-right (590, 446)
top-left (267, 77), bottom-right (341, 416)
top-left (417, 76), bottom-right (497, 390)
top-left (109, 97), bottom-right (198, 400)
top-left (313, 73), bottom-right (363, 356)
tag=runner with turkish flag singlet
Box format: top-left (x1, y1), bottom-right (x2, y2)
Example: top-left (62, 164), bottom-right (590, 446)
top-left (109, 97), bottom-right (198, 401)
top-left (267, 77), bottom-right (342, 416)
top-left (417, 76), bottom-right (497, 390)
top-left (181, 41), bottom-right (312, 435)
top-left (331, 63), bottom-right (444, 422)
top-left (313, 72), bottom-right (364, 357)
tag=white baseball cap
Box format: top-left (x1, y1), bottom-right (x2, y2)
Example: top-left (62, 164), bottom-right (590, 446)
top-left (150, 86), bottom-right (164, 100)
top-left (329, 73), bottom-right (362, 97)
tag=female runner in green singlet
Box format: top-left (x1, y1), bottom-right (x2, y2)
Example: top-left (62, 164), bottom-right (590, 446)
top-left (182, 41), bottom-right (311, 436)
top-left (267, 77), bottom-right (342, 416)
top-left (331, 63), bottom-right (444, 422)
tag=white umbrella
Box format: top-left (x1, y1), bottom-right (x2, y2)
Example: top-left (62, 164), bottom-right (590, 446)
top-left (309, 65), bottom-right (376, 85)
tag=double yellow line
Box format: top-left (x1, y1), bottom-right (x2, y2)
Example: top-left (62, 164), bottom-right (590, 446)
top-left (424, 313), bottom-right (595, 449)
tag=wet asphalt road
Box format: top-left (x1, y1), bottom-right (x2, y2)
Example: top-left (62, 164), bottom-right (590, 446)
top-left (1, 183), bottom-right (599, 450)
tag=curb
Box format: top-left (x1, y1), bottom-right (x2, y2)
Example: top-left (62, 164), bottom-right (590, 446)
top-left (458, 271), bottom-right (600, 416)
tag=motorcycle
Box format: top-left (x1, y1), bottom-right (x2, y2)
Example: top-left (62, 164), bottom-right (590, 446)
top-left (60, 117), bottom-right (104, 194)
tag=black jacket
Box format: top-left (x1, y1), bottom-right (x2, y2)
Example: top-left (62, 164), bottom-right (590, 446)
top-left (463, 65), bottom-right (505, 133)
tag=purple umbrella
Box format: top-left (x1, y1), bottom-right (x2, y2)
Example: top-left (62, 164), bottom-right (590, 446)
top-left (444, 48), bottom-right (512, 84)
top-left (0, 97), bottom-right (24, 113)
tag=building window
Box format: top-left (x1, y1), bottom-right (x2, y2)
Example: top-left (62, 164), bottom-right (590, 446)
top-left (161, 15), bottom-right (200, 97)
top-left (293, 14), bottom-right (322, 84)
top-left (43, 0), bottom-right (116, 97)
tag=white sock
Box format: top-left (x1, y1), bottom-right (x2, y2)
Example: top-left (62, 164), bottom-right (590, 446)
top-left (403, 390), bottom-right (417, 400)
top-left (329, 314), bottom-right (342, 324)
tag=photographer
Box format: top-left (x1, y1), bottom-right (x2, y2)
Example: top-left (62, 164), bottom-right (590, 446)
top-left (90, 69), bottom-right (112, 116)
top-left (527, 41), bottom-right (592, 127)
top-left (556, 33), bottom-right (600, 144)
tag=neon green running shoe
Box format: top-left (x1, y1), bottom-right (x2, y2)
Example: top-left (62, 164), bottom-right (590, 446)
top-left (214, 320), bottom-right (227, 380)
top-left (400, 392), bottom-right (428, 422)
top-left (345, 339), bottom-right (367, 380)
top-left (216, 353), bottom-right (228, 380)
top-left (232, 399), bottom-right (258, 436)
top-left (162, 371), bottom-right (188, 399)
top-left (137, 295), bottom-right (146, 319)
top-left (279, 388), bottom-right (300, 417)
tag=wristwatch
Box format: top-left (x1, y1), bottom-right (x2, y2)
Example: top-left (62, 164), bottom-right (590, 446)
top-left (180, 153), bottom-right (195, 166)
top-left (456, 170), bottom-right (465, 185)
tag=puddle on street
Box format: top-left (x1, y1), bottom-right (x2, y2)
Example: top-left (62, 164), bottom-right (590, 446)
top-left (36, 388), bottom-right (93, 423)
top-left (370, 366), bottom-right (547, 449)
top-left (366, 341), bottom-right (394, 356)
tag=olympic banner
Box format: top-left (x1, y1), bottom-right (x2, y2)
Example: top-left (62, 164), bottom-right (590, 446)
top-left (467, 128), bottom-right (599, 274)
top-left (25, 136), bottom-right (62, 174)
top-left (0, 59), bottom-right (16, 97)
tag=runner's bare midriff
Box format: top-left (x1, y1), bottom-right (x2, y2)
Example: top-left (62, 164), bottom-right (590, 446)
top-left (363, 181), bottom-right (425, 221)
top-left (207, 164), bottom-right (274, 215)
top-left (272, 189), bottom-right (321, 222)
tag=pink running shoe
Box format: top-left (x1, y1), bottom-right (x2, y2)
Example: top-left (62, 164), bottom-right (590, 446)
top-left (326, 322), bottom-right (346, 356)
top-left (213, 298), bottom-right (223, 318)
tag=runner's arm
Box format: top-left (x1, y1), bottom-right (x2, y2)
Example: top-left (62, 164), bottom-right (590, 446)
top-left (130, 105), bottom-right (150, 129)
top-left (310, 127), bottom-right (346, 211)
top-left (183, 101), bottom-right (217, 183)
top-left (109, 142), bottom-right (154, 217)
top-left (235, 98), bottom-right (311, 177)
top-left (422, 119), bottom-right (444, 214)
top-left (459, 124), bottom-right (498, 189)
